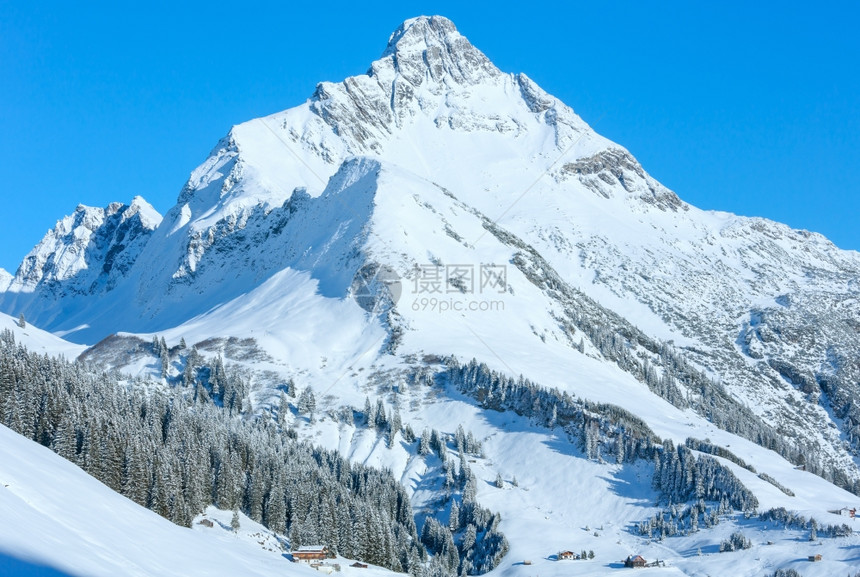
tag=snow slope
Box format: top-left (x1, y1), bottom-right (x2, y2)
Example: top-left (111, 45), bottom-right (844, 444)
top-left (0, 423), bottom-right (401, 577)
top-left (0, 422), bottom-right (285, 576)
top-left (0, 312), bottom-right (85, 359)
top-left (276, 362), bottom-right (860, 577)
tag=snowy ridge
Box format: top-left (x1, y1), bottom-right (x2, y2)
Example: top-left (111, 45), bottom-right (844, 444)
top-left (0, 197), bottom-right (161, 331)
top-left (6, 197), bottom-right (160, 291)
top-left (1, 17), bottom-right (858, 476)
top-left (0, 311), bottom-right (85, 358)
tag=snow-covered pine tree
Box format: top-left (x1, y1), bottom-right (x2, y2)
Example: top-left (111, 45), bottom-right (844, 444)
top-left (403, 423), bottom-right (415, 443)
top-left (278, 393), bottom-right (289, 426)
top-left (297, 387), bottom-right (316, 416)
top-left (419, 428), bottom-right (432, 455)
top-left (374, 398), bottom-right (388, 430)
top-left (388, 407), bottom-right (402, 447)
top-left (449, 500), bottom-right (460, 531)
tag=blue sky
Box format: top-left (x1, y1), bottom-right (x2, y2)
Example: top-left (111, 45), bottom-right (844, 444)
top-left (1, 1), bottom-right (858, 272)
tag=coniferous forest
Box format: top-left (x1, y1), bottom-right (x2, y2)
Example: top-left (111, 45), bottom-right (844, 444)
top-left (3, 328), bottom-right (852, 573)
top-left (0, 330), bottom-right (517, 576)
top-left (0, 330), bottom-right (427, 570)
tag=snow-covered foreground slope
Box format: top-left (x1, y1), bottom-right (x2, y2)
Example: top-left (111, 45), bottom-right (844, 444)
top-left (1, 421), bottom-right (279, 576)
top-left (0, 423), bottom-right (401, 577)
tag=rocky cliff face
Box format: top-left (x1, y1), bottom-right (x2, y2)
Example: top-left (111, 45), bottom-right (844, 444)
top-left (6, 197), bottom-right (161, 293)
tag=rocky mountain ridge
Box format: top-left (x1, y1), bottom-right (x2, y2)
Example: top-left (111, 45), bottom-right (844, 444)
top-left (1, 15), bottom-right (859, 492)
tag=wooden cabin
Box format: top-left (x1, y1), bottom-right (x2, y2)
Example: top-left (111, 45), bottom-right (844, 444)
top-left (624, 555), bottom-right (647, 568)
top-left (293, 546), bottom-right (328, 564)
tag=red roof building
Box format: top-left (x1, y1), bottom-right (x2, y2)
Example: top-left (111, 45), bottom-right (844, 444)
top-left (624, 555), bottom-right (647, 568)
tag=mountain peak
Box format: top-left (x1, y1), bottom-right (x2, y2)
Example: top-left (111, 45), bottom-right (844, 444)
top-left (383, 15), bottom-right (458, 53)
top-left (379, 15), bottom-right (500, 87)
top-left (128, 195), bottom-right (163, 229)
top-left (3, 199), bottom-right (161, 298)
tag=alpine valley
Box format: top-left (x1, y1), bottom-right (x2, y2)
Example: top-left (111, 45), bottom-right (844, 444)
top-left (1, 16), bottom-right (859, 577)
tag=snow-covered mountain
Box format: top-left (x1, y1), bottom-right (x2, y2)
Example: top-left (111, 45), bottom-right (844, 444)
top-left (0, 197), bottom-right (161, 334)
top-left (2, 15), bottom-right (860, 576)
top-left (5, 15), bottom-right (858, 481)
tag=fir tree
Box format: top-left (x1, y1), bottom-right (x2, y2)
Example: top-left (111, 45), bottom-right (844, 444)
top-left (278, 393), bottom-right (290, 427)
top-left (297, 387), bottom-right (317, 416)
top-left (449, 501), bottom-right (460, 532)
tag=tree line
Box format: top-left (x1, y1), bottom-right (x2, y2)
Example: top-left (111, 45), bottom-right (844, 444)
top-left (477, 216), bottom-right (859, 495)
top-left (442, 358), bottom-right (783, 540)
top-left (328, 391), bottom-right (508, 576)
top-left (0, 329), bottom-right (424, 573)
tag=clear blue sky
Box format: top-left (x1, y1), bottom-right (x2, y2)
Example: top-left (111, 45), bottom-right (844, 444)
top-left (2, 1), bottom-right (858, 272)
